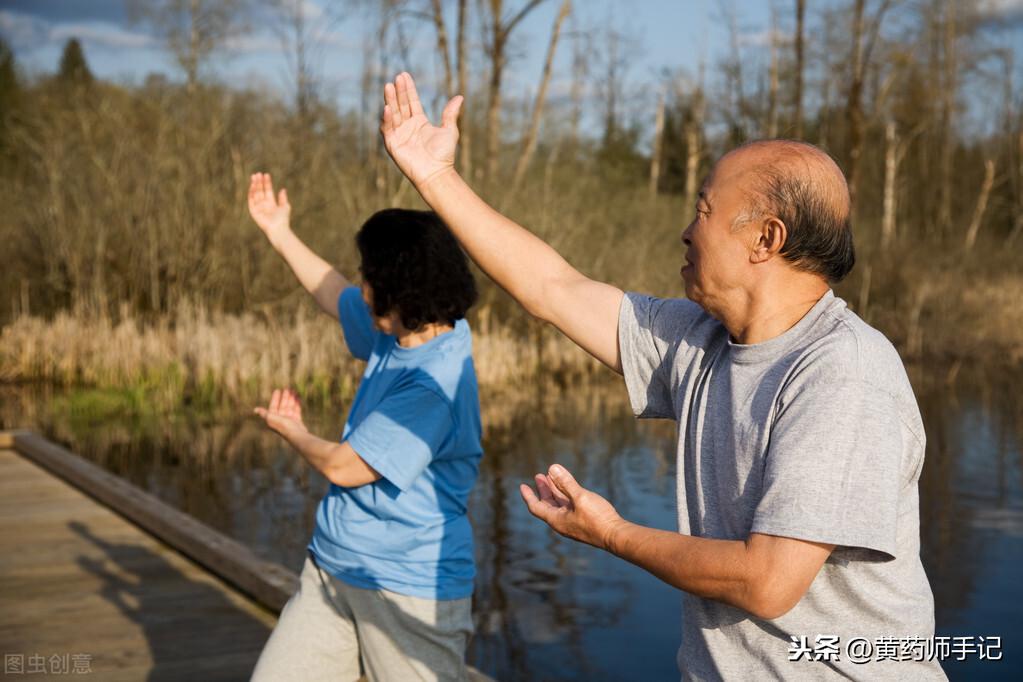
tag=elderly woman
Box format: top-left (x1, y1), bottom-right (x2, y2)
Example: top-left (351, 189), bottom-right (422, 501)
top-left (247, 173), bottom-right (482, 682)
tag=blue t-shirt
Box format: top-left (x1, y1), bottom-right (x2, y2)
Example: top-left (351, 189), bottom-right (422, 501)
top-left (307, 286), bottom-right (483, 600)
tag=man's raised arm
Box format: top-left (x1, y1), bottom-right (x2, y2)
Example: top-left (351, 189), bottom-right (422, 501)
top-left (380, 72), bottom-right (624, 373)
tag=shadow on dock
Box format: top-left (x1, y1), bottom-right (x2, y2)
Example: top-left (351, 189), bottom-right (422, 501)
top-left (70, 520), bottom-right (273, 681)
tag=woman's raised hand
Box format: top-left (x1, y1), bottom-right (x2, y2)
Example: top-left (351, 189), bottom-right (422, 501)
top-left (247, 172), bottom-right (291, 246)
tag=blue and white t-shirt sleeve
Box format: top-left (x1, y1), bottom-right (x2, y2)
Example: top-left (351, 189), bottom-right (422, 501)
top-left (344, 385), bottom-right (454, 492)
top-left (337, 286), bottom-right (378, 361)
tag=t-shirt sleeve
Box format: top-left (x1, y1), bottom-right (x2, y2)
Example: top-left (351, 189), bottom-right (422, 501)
top-left (344, 384), bottom-right (454, 492)
top-left (617, 292), bottom-right (704, 419)
top-left (751, 374), bottom-right (904, 561)
top-left (337, 286), bottom-right (379, 361)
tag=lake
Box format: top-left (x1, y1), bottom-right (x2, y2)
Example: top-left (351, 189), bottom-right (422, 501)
top-left (1, 363), bottom-right (1019, 680)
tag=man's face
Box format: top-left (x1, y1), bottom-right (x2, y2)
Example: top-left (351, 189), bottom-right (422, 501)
top-left (680, 153), bottom-right (760, 312)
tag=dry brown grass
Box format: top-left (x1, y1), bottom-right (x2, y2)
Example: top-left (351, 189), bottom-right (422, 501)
top-left (0, 302), bottom-right (604, 408)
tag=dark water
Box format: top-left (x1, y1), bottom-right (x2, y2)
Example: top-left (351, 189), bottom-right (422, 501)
top-left (1, 365), bottom-right (1020, 680)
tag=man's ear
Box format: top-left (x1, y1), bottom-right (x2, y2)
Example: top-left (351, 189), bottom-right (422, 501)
top-left (750, 217), bottom-right (787, 264)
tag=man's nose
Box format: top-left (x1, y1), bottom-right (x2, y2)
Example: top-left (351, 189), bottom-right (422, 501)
top-left (681, 221), bottom-right (694, 246)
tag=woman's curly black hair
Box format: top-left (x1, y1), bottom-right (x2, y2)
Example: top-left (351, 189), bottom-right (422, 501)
top-left (356, 209), bottom-right (477, 330)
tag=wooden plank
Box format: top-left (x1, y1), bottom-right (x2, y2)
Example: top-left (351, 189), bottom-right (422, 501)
top-left (1, 432), bottom-right (498, 682)
top-left (0, 429), bottom-right (26, 448)
top-left (7, 430), bottom-right (298, 613)
top-left (0, 446), bottom-right (275, 681)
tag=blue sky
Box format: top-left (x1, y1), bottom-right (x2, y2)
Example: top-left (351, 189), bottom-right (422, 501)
top-left (2, 0), bottom-right (1022, 138)
top-left (0, 1), bottom-right (762, 93)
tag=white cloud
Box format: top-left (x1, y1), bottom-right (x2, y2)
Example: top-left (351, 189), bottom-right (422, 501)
top-left (0, 10), bottom-right (49, 50)
top-left (0, 9), bottom-right (153, 52)
top-left (737, 28), bottom-right (789, 49)
top-left (299, 0), bottom-right (326, 21)
top-left (979, 0), bottom-right (1023, 13)
top-left (225, 33), bottom-right (281, 54)
top-left (50, 22), bottom-right (154, 49)
top-left (977, 0), bottom-right (1023, 25)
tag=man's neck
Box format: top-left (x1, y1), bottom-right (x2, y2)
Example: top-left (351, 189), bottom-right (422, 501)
top-left (720, 276), bottom-right (830, 345)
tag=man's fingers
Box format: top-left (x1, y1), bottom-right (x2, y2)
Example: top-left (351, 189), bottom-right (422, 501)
top-left (253, 407), bottom-right (267, 419)
top-left (548, 464), bottom-right (583, 500)
top-left (384, 82), bottom-right (402, 128)
top-left (269, 389), bottom-right (282, 413)
top-left (441, 95), bottom-right (463, 130)
top-left (278, 188), bottom-right (288, 208)
top-left (535, 474), bottom-right (556, 505)
top-left (519, 484), bottom-right (553, 524)
top-left (395, 72), bottom-right (413, 120)
top-left (402, 72), bottom-right (425, 117)
top-left (543, 474), bottom-right (572, 506)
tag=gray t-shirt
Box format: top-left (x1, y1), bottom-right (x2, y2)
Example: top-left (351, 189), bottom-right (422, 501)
top-left (618, 290), bottom-right (946, 681)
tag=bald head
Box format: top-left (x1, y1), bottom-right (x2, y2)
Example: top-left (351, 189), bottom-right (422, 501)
top-left (720, 140), bottom-right (855, 282)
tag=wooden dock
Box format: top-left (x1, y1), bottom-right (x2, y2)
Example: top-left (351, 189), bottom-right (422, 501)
top-left (0, 431), bottom-right (495, 681)
top-left (0, 431), bottom-right (281, 680)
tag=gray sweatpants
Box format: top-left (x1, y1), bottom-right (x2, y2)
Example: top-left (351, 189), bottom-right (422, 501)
top-left (250, 554), bottom-right (474, 682)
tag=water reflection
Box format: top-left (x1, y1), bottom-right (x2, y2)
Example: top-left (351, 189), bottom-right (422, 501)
top-left (911, 367), bottom-right (1023, 680)
top-left (1, 365), bottom-right (1020, 679)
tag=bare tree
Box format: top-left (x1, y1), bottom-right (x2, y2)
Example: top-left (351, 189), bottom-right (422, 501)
top-left (649, 86), bottom-right (666, 198)
top-left (963, 159), bottom-right (995, 252)
top-left (595, 24), bottom-right (640, 147)
top-left (567, 13), bottom-right (589, 149)
top-left (719, 1), bottom-right (750, 141)
top-left (1010, 125), bottom-right (1023, 246)
top-left (684, 79), bottom-right (705, 210)
top-left (269, 0), bottom-right (341, 119)
top-left (508, 0), bottom-right (571, 198)
top-left (766, 4), bottom-right (780, 138)
top-left (844, 0), bottom-right (894, 212)
top-left (683, 89), bottom-right (707, 209)
top-left (358, 0), bottom-right (403, 192)
top-left (430, 0), bottom-right (455, 97)
top-left (129, 0), bottom-right (249, 96)
top-left (455, 0), bottom-right (472, 176)
top-left (881, 119), bottom-right (899, 250)
top-left (482, 0), bottom-right (549, 182)
top-left (936, 0), bottom-right (957, 232)
top-left (793, 0), bottom-right (805, 138)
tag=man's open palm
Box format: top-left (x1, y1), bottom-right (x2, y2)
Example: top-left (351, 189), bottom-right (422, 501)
top-left (381, 72), bottom-right (463, 187)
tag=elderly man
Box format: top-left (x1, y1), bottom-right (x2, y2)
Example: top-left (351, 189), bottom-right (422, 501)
top-left (379, 72), bottom-right (945, 680)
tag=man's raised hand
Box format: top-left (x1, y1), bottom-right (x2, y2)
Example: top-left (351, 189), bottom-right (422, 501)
top-left (247, 172), bottom-right (291, 246)
top-left (381, 72), bottom-right (463, 188)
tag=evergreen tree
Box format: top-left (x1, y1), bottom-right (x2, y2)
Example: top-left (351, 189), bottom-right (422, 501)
top-left (0, 36), bottom-right (21, 164)
top-left (58, 38), bottom-right (93, 86)
top-left (0, 37), bottom-right (19, 108)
